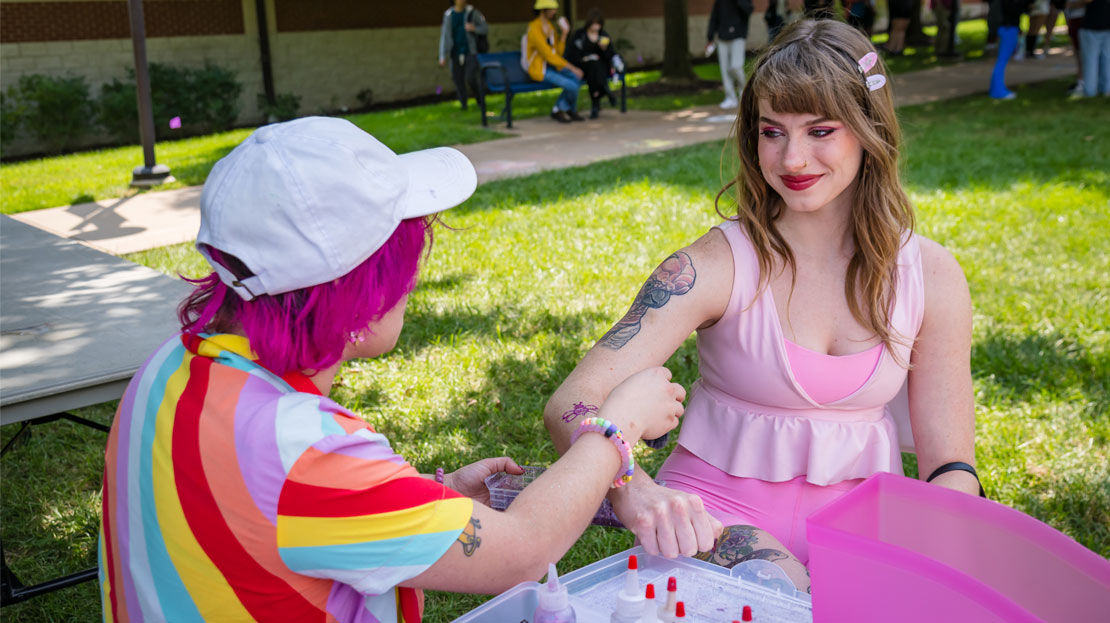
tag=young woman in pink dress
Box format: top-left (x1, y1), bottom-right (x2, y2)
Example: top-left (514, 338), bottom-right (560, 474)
top-left (544, 19), bottom-right (982, 593)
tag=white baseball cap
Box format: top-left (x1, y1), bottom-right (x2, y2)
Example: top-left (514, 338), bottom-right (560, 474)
top-left (196, 116), bottom-right (477, 300)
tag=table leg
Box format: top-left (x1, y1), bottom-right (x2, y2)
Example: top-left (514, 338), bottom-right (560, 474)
top-left (0, 412), bottom-right (108, 606)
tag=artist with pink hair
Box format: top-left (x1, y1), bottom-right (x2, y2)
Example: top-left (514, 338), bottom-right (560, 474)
top-left (545, 20), bottom-right (982, 594)
top-left (98, 116), bottom-right (685, 622)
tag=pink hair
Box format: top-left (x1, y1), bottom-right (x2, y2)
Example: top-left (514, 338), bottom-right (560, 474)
top-left (178, 217), bottom-right (432, 376)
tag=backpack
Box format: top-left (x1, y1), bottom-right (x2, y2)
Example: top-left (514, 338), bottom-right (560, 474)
top-left (467, 8), bottom-right (490, 54)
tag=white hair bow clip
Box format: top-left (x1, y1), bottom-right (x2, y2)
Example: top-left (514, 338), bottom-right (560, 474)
top-left (857, 52), bottom-right (887, 92)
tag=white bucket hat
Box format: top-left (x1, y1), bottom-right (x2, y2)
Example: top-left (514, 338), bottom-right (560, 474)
top-left (196, 116), bottom-right (477, 300)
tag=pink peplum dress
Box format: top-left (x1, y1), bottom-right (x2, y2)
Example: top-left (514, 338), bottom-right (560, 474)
top-left (656, 220), bottom-right (925, 563)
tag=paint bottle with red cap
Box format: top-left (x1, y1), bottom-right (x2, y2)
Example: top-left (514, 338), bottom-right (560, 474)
top-left (609, 555), bottom-right (646, 623)
top-left (638, 583), bottom-right (661, 623)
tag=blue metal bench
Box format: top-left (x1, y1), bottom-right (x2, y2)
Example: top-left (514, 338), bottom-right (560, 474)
top-left (477, 51), bottom-right (626, 129)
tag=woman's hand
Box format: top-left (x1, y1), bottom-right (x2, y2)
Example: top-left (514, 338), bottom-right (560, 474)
top-left (599, 367), bottom-right (686, 443)
top-left (443, 457), bottom-right (524, 505)
top-left (609, 476), bottom-right (722, 557)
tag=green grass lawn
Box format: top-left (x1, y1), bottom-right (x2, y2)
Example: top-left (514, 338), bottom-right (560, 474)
top-left (2, 77), bottom-right (1106, 621)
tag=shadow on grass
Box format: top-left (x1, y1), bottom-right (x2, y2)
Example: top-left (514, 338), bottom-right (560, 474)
top-left (395, 305), bottom-right (611, 357)
top-left (972, 330), bottom-right (1109, 415)
top-left (1010, 466), bottom-right (1110, 557)
top-left (418, 272), bottom-right (474, 293)
top-left (0, 405), bottom-right (113, 623)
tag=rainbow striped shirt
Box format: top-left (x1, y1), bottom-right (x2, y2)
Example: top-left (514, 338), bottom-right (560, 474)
top-left (99, 333), bottom-right (473, 622)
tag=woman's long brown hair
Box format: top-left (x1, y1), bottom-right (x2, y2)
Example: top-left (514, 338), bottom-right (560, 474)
top-left (718, 19), bottom-right (915, 363)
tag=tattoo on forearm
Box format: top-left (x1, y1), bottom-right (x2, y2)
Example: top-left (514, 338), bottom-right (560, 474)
top-left (598, 252), bottom-right (696, 351)
top-left (457, 517), bottom-right (482, 556)
top-left (561, 401), bottom-right (599, 423)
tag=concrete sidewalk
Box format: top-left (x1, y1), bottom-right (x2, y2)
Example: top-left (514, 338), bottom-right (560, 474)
top-left (12, 53), bottom-right (1077, 256)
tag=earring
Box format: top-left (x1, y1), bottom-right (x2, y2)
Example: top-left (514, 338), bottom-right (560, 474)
top-left (348, 330), bottom-right (366, 344)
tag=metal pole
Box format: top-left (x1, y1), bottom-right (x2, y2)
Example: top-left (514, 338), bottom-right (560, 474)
top-left (127, 0), bottom-right (172, 187)
top-left (255, 0), bottom-right (275, 108)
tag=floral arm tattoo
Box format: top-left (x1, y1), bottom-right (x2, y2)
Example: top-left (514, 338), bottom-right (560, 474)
top-left (598, 252), bottom-right (697, 351)
top-left (694, 525), bottom-right (789, 568)
top-left (456, 517), bottom-right (481, 557)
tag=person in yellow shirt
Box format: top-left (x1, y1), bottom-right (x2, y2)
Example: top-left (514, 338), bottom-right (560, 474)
top-left (525, 0), bottom-right (585, 122)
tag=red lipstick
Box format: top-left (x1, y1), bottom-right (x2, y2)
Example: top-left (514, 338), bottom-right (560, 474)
top-left (781, 174), bottom-right (821, 191)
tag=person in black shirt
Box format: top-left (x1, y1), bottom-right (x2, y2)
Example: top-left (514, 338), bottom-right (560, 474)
top-left (566, 8), bottom-right (625, 119)
top-left (438, 1), bottom-right (489, 112)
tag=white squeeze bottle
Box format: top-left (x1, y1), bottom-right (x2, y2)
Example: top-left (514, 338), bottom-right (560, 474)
top-left (534, 562), bottom-right (577, 623)
top-left (610, 555), bottom-right (645, 622)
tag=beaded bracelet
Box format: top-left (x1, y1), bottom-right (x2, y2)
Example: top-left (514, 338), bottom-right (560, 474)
top-left (570, 417), bottom-right (636, 488)
top-left (434, 467), bottom-right (445, 484)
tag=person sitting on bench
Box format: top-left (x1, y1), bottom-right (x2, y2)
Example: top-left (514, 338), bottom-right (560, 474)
top-left (525, 0), bottom-right (585, 123)
top-left (567, 7), bottom-right (626, 119)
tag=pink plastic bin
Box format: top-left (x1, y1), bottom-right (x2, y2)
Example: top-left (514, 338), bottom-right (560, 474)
top-left (807, 472), bottom-right (1110, 622)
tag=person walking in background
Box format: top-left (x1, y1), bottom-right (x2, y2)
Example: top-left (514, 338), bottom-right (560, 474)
top-left (933, 0), bottom-right (960, 58)
top-left (1026, 0), bottom-right (1053, 58)
top-left (1065, 0), bottom-right (1088, 92)
top-left (438, 0), bottom-right (489, 112)
top-left (765, 0), bottom-right (787, 41)
top-left (706, 0), bottom-right (754, 109)
top-left (525, 0), bottom-right (585, 123)
top-left (990, 0), bottom-right (1026, 98)
top-left (566, 8), bottom-right (625, 119)
top-left (803, 0), bottom-right (836, 18)
top-left (882, 0), bottom-right (914, 55)
top-left (1077, 0), bottom-right (1110, 96)
top-left (845, 0), bottom-right (877, 36)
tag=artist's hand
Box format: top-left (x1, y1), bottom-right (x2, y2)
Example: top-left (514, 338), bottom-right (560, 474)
top-left (598, 366), bottom-right (685, 444)
top-left (609, 475), bottom-right (722, 558)
top-left (444, 457), bottom-right (524, 506)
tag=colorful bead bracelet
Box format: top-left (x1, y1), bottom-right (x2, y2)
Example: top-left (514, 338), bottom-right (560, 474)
top-left (570, 417), bottom-right (635, 488)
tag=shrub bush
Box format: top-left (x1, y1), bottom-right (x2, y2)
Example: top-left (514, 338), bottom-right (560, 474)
top-left (5, 74), bottom-right (95, 154)
top-left (257, 92), bottom-right (301, 122)
top-left (1, 88), bottom-right (24, 153)
top-left (97, 62), bottom-right (243, 143)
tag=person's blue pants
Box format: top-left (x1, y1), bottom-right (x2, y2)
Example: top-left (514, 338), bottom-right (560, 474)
top-left (544, 67), bottom-right (581, 112)
top-left (1079, 28), bottom-right (1110, 96)
top-left (990, 26), bottom-right (1019, 98)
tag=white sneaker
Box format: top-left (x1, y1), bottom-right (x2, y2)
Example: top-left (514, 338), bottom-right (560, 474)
top-left (719, 98), bottom-right (739, 109)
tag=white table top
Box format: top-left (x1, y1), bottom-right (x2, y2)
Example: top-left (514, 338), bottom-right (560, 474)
top-left (0, 215), bottom-right (192, 425)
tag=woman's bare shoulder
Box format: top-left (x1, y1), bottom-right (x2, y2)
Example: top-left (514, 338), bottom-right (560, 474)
top-left (913, 234), bottom-right (970, 319)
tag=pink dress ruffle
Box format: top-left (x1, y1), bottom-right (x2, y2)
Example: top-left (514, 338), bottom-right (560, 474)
top-left (678, 381), bottom-right (904, 486)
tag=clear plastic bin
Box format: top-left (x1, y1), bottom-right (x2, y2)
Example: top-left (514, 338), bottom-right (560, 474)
top-left (453, 546), bottom-right (812, 623)
top-left (806, 472), bottom-right (1110, 622)
top-left (485, 466), bottom-right (663, 528)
